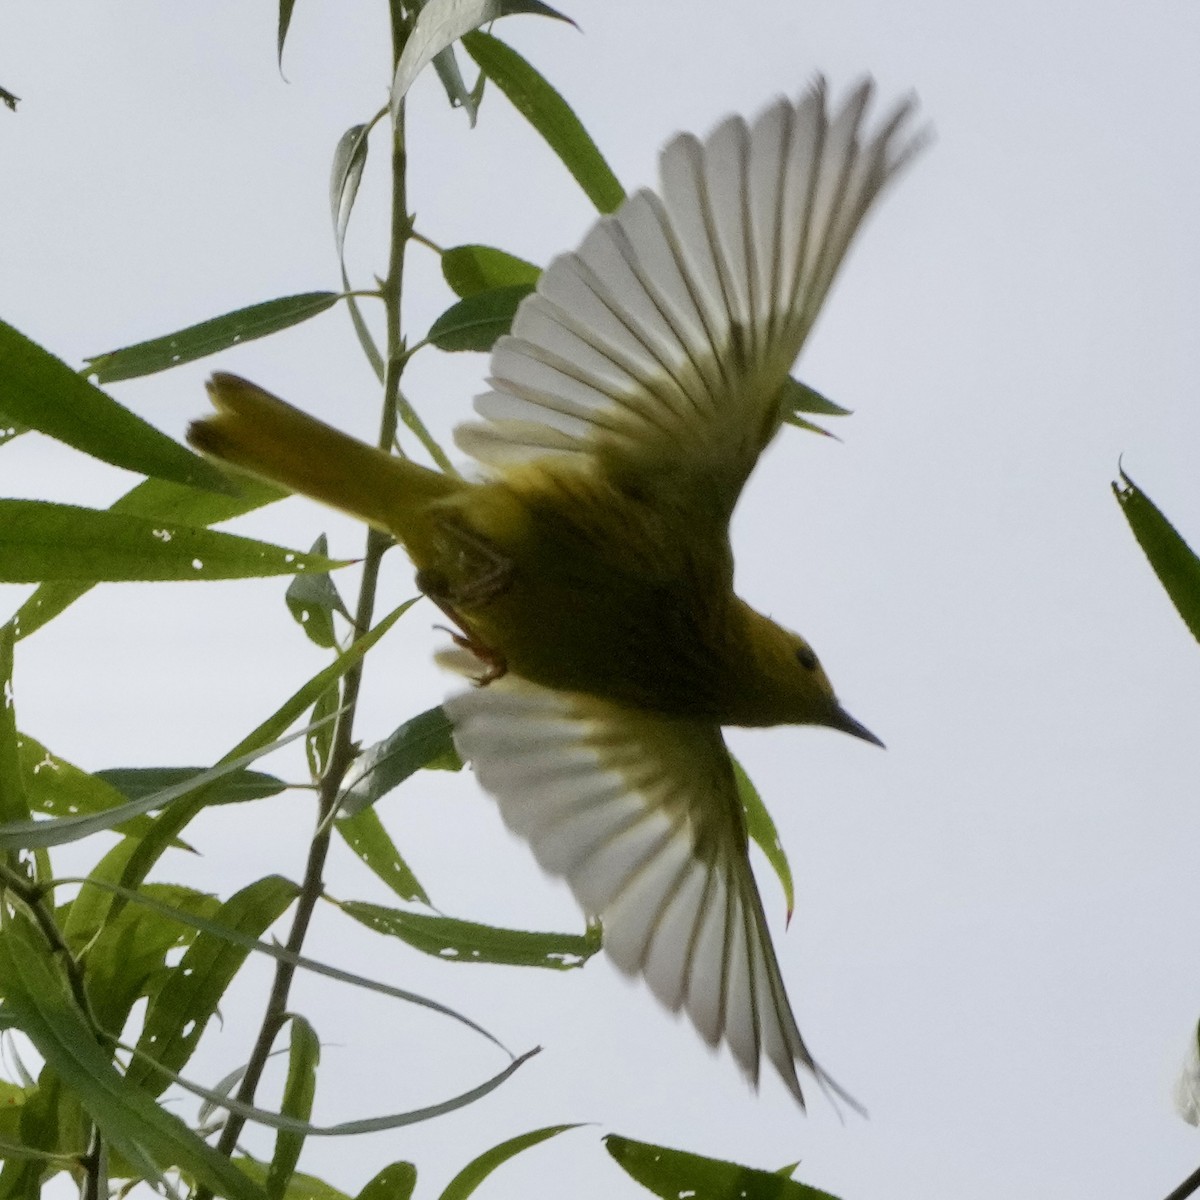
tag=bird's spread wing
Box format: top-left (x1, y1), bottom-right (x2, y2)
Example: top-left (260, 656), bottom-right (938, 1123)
top-left (443, 659), bottom-right (846, 1107)
top-left (456, 77), bottom-right (925, 522)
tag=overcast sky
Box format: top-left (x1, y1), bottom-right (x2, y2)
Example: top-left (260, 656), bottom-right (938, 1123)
top-left (4, 2), bottom-right (1200, 1198)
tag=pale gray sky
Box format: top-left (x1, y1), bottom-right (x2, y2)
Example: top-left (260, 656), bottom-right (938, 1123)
top-left (4, 2), bottom-right (1200, 1198)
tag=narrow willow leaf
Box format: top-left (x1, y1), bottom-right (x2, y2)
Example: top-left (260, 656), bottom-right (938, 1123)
top-left (390, 0), bottom-right (572, 120)
top-left (0, 85), bottom-right (18, 112)
top-left (62, 836), bottom-right (145, 950)
top-left (0, 319), bottom-right (229, 491)
top-left (127, 876), bottom-right (301, 1098)
top-left (431, 44), bottom-right (478, 125)
top-left (0, 622), bottom-right (28, 825)
top-left (113, 599), bottom-right (415, 896)
top-left (604, 1135), bottom-right (842, 1200)
top-left (49, 875), bottom-right (508, 1052)
top-left (268, 1017), bottom-right (320, 1200)
top-left (441, 245), bottom-right (540, 299)
top-left (0, 919), bottom-right (265, 1200)
top-left (339, 706), bottom-right (460, 818)
top-left (732, 758), bottom-right (795, 923)
top-left (287, 536), bottom-right (351, 649)
top-left (0, 718), bottom-right (324, 851)
top-left (338, 900), bottom-right (601, 970)
top-left (781, 377), bottom-right (851, 418)
top-left (239, 1157), bottom-right (348, 1200)
top-left (124, 1039), bottom-right (539, 1136)
top-left (335, 807), bottom-right (430, 904)
top-left (330, 127), bottom-right (369, 262)
top-left (18, 734), bottom-right (164, 840)
top-left (1113, 467), bottom-right (1200, 644)
top-left (439, 1125), bottom-right (579, 1200)
top-left (96, 766), bottom-right (287, 807)
top-left (1176, 1017), bottom-right (1200, 1126)
top-left (0, 410), bottom-right (28, 444)
top-left (277, 0), bottom-right (298, 67)
top-left (357, 1163), bottom-right (416, 1200)
top-left (462, 31), bottom-right (624, 213)
top-left (0, 499), bottom-right (341, 584)
top-left (12, 474), bottom-right (283, 641)
top-left (306, 685), bottom-right (341, 783)
top-left (84, 293), bottom-right (341, 384)
top-left (427, 285), bottom-right (533, 353)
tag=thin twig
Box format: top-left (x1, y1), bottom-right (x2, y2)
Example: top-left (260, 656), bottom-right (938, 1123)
top-left (1164, 1163), bottom-right (1200, 1200)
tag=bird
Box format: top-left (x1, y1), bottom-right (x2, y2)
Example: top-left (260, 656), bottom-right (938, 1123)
top-left (189, 76), bottom-right (924, 1108)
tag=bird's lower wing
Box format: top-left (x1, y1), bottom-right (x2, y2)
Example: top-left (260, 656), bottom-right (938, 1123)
top-left (442, 656), bottom-right (848, 1108)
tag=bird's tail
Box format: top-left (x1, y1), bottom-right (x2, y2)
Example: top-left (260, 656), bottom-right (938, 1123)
top-left (189, 373), bottom-right (462, 546)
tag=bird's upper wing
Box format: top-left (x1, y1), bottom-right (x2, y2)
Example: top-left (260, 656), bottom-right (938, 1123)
top-left (456, 77), bottom-right (925, 523)
top-left (443, 660), bottom-right (848, 1107)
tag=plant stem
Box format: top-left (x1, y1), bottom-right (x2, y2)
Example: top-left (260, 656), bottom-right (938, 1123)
top-left (195, 7), bottom-right (415, 1191)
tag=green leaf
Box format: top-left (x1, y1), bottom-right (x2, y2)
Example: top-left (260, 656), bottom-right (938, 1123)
top-left (0, 623), bottom-right (28, 826)
top-left (1113, 467), bottom-right (1200, 644)
top-left (427, 285), bottom-right (533, 353)
top-left (278, 0), bottom-right (298, 67)
top-left (239, 1158), bottom-right (349, 1200)
top-left (0, 411), bottom-right (28, 445)
top-left (604, 1135), bottom-right (842, 1200)
top-left (442, 245), bottom-right (540, 299)
top-left (462, 30), bottom-right (624, 213)
top-left (18, 734), bottom-right (165, 840)
top-left (127, 876), bottom-right (300, 1098)
top-left (287, 536), bottom-right (352, 648)
top-left (431, 44), bottom-right (479, 125)
top-left (357, 1163), bottom-right (417, 1200)
top-left (83, 293), bottom-right (342, 384)
top-left (439, 1125), bottom-right (579, 1200)
top-left (732, 758), bottom-right (795, 923)
top-left (0, 318), bottom-right (229, 491)
top-left (0, 499), bottom-right (342, 583)
top-left (338, 900), bottom-right (602, 969)
top-left (306, 685), bottom-right (341, 783)
top-left (1176, 1015), bottom-right (1200, 1126)
top-left (338, 706), bottom-right (460, 819)
top-left (0, 84), bottom-right (18, 112)
top-left (11, 473), bottom-right (283, 641)
top-left (268, 1017), bottom-right (320, 1200)
top-left (0, 918), bottom-right (266, 1200)
top-left (390, 0), bottom-right (573, 121)
top-left (336, 807), bottom-right (430, 905)
top-left (95, 765), bottom-right (287, 807)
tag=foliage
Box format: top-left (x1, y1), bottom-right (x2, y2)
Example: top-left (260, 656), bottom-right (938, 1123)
top-left (0, 3), bottom-right (843, 1198)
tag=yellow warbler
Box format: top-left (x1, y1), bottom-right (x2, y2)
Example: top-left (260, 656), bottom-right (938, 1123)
top-left (190, 77), bottom-right (923, 1108)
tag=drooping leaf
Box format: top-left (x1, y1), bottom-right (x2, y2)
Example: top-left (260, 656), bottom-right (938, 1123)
top-left (462, 30), bottom-right (624, 213)
top-left (732, 758), bottom-right (795, 923)
top-left (0, 918), bottom-right (265, 1200)
top-left (604, 1135), bottom-right (842, 1200)
top-left (277, 0), bottom-right (298, 67)
top-left (267, 1017), bottom-right (320, 1200)
top-left (356, 1162), bottom-right (416, 1200)
top-left (390, 0), bottom-right (572, 120)
top-left (127, 876), bottom-right (300, 1098)
top-left (0, 499), bottom-right (341, 583)
top-left (338, 900), bottom-right (601, 969)
top-left (338, 706), bottom-right (460, 818)
top-left (1176, 1016), bottom-right (1200, 1127)
top-left (0, 319), bottom-right (229, 491)
top-left (1113, 467), bottom-right (1200, 644)
top-left (426, 285), bottom-right (533, 353)
top-left (439, 1125), bottom-right (579, 1200)
top-left (11, 474), bottom-right (283, 641)
top-left (441, 245), bottom-right (540, 299)
top-left (336, 806), bottom-right (430, 905)
top-left (306, 685), bottom-right (341, 783)
top-left (431, 44), bottom-right (479, 125)
top-left (83, 293), bottom-right (342, 384)
top-left (287, 536), bottom-right (352, 648)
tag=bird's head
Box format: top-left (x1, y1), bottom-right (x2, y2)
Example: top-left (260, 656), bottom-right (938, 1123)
top-left (728, 600), bottom-right (884, 746)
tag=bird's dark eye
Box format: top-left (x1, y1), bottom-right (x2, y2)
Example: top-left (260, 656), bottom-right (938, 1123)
top-left (795, 645), bottom-right (818, 671)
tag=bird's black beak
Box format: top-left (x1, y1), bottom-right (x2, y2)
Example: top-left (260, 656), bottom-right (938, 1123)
top-left (830, 704), bottom-right (885, 748)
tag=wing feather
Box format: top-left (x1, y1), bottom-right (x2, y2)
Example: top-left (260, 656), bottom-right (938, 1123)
top-left (443, 665), bottom-right (847, 1106)
top-left (455, 76), bottom-right (925, 520)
